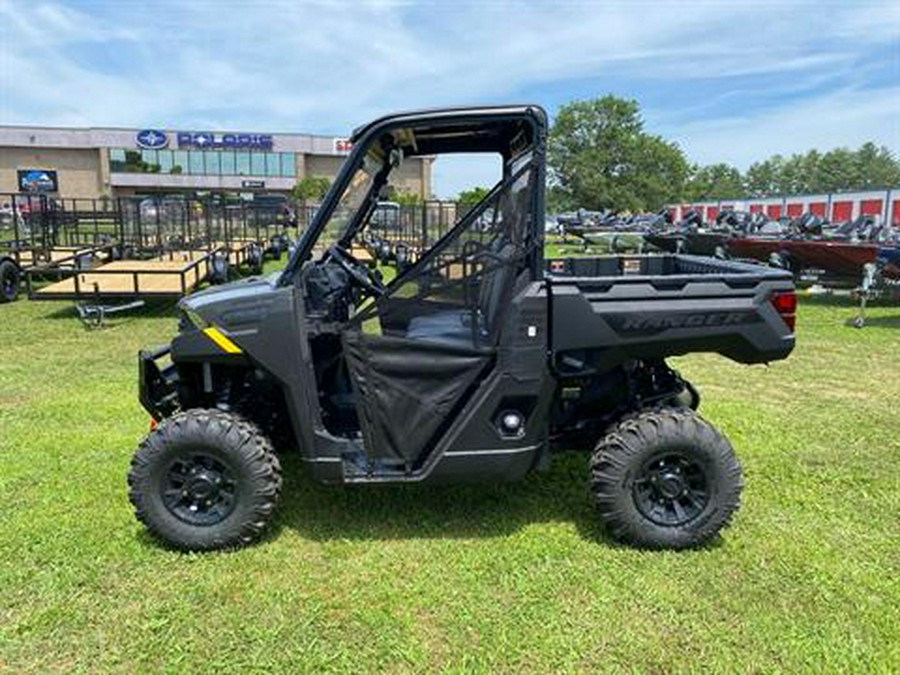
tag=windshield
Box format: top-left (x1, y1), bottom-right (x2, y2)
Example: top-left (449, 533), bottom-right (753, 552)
top-left (315, 149), bottom-right (383, 253)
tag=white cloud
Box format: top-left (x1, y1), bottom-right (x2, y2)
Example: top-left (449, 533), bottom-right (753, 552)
top-left (668, 86), bottom-right (900, 168)
top-left (1, 0), bottom-right (897, 178)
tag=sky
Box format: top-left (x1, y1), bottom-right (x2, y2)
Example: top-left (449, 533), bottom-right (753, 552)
top-left (1, 0), bottom-right (898, 198)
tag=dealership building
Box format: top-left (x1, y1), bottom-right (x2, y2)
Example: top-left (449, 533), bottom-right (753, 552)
top-left (0, 125), bottom-right (433, 200)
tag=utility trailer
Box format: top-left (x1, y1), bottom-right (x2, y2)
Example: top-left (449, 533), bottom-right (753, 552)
top-left (1, 193), bottom-right (120, 302)
top-left (128, 105), bottom-right (796, 552)
top-left (28, 247), bottom-right (223, 300)
top-left (21, 194), bottom-right (295, 321)
top-left (23, 195), bottom-right (230, 317)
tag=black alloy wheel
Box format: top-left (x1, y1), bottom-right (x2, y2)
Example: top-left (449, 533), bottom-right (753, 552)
top-left (162, 451), bottom-right (238, 526)
top-left (632, 451), bottom-right (710, 527)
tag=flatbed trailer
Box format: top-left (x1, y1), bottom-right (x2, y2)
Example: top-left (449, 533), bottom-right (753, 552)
top-left (27, 247), bottom-right (222, 301)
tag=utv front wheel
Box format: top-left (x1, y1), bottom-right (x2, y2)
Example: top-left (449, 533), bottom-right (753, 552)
top-left (591, 408), bottom-right (742, 549)
top-left (128, 409), bottom-right (282, 551)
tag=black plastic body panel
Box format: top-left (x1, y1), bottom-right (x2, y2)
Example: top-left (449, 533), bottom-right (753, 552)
top-left (547, 254), bottom-right (795, 370)
top-left (138, 345), bottom-right (178, 421)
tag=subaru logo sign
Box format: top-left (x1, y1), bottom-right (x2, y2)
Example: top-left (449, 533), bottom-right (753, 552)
top-left (136, 129), bottom-right (169, 149)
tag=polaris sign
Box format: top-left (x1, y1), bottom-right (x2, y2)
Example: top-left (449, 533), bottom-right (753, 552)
top-left (136, 129), bottom-right (169, 149)
top-left (176, 132), bottom-right (273, 150)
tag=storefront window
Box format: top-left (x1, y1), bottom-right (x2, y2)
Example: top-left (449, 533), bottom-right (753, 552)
top-left (157, 150), bottom-right (173, 174)
top-left (204, 151), bottom-right (221, 175)
top-left (172, 150), bottom-right (188, 175)
top-left (110, 148), bottom-right (127, 172)
top-left (281, 153), bottom-right (296, 178)
top-left (189, 151), bottom-right (205, 174)
top-left (236, 152), bottom-right (251, 175)
top-left (220, 151), bottom-right (236, 175)
top-left (265, 153), bottom-right (280, 177)
top-left (141, 149), bottom-right (160, 173)
top-left (251, 153), bottom-right (266, 176)
top-left (109, 147), bottom-right (302, 178)
top-left (123, 150), bottom-right (145, 172)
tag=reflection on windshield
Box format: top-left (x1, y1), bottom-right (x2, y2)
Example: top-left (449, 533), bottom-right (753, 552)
top-left (317, 152), bottom-right (381, 253)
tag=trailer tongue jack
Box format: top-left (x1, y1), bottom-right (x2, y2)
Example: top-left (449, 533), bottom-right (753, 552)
top-left (76, 299), bottom-right (146, 328)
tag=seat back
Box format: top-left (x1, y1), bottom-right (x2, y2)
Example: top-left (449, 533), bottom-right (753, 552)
top-left (476, 240), bottom-right (518, 336)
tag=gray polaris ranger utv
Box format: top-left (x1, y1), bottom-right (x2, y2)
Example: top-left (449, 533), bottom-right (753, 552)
top-left (131, 105), bottom-right (796, 551)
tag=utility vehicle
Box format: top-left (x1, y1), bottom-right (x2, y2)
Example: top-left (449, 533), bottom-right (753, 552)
top-left (130, 105), bottom-right (796, 551)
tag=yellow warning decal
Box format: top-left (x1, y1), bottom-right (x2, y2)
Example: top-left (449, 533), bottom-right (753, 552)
top-left (202, 326), bottom-right (243, 354)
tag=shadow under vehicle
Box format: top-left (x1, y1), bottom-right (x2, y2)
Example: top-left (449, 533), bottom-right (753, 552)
top-left (131, 106), bottom-right (796, 552)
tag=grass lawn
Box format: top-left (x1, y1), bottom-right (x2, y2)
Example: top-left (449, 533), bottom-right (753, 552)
top-left (1, 265), bottom-right (898, 672)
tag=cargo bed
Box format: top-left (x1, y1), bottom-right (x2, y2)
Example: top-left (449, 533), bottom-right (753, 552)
top-left (545, 254), bottom-right (796, 369)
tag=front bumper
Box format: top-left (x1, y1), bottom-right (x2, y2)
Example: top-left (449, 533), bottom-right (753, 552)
top-left (138, 344), bottom-right (179, 420)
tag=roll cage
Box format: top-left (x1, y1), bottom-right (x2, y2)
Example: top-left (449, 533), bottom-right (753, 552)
top-left (279, 105), bottom-right (548, 284)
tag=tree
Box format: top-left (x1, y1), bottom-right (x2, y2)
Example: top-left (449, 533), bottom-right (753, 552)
top-left (742, 143), bottom-right (899, 198)
top-left (745, 156), bottom-right (783, 197)
top-left (548, 96), bottom-right (689, 211)
top-left (388, 187), bottom-right (422, 206)
top-left (779, 153), bottom-right (806, 195)
top-left (292, 176), bottom-right (330, 205)
top-left (684, 163), bottom-right (744, 201)
top-left (853, 142), bottom-right (900, 189)
top-left (816, 148), bottom-right (856, 193)
top-left (457, 186), bottom-right (490, 207)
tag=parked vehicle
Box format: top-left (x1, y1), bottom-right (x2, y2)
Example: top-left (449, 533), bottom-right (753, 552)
top-left (130, 105), bottom-right (796, 552)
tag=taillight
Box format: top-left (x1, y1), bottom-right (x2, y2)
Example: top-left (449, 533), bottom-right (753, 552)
top-left (149, 418), bottom-right (158, 431)
top-left (770, 290), bottom-right (797, 332)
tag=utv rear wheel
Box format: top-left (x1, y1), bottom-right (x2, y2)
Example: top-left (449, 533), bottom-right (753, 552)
top-left (591, 408), bottom-right (742, 549)
top-left (127, 409), bottom-right (282, 551)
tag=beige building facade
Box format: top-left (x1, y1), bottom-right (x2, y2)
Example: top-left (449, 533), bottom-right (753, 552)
top-left (0, 126), bottom-right (433, 200)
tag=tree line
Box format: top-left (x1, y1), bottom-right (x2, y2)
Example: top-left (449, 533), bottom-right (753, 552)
top-left (291, 96), bottom-right (899, 213)
top-left (547, 96), bottom-right (900, 212)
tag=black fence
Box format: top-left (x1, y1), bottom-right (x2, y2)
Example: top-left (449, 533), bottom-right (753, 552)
top-left (1, 193), bottom-right (295, 262)
top-left (2, 192), bottom-right (465, 266)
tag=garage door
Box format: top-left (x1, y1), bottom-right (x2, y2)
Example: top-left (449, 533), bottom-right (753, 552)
top-left (832, 201), bottom-right (853, 221)
top-left (707, 206), bottom-right (718, 221)
top-left (860, 199), bottom-right (883, 216)
top-left (749, 204), bottom-right (763, 214)
top-left (786, 203), bottom-right (803, 217)
top-left (766, 204), bottom-right (782, 219)
top-left (893, 200), bottom-right (900, 225)
top-left (809, 202), bottom-right (826, 217)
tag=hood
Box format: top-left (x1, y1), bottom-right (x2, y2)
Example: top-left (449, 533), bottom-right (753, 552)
top-left (179, 272), bottom-right (282, 331)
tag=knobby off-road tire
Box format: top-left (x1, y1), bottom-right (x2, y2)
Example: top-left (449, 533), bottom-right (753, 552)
top-left (128, 409), bottom-right (282, 551)
top-left (591, 407), bottom-right (742, 550)
top-left (0, 260), bottom-right (20, 302)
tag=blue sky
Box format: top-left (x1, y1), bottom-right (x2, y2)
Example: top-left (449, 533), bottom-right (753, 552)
top-left (1, 0), bottom-right (898, 197)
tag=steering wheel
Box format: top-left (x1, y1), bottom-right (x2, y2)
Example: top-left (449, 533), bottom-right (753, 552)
top-left (328, 244), bottom-right (385, 297)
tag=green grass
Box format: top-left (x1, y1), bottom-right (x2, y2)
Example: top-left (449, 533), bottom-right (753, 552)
top-left (1, 273), bottom-right (898, 672)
